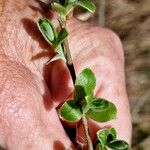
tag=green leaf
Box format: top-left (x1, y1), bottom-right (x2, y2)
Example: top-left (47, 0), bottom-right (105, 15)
top-left (108, 140), bottom-right (129, 150)
top-left (55, 45), bottom-right (66, 62)
top-left (85, 95), bottom-right (94, 104)
top-left (97, 128), bottom-right (130, 150)
top-left (54, 0), bottom-right (77, 15)
top-left (57, 0), bottom-right (77, 6)
top-left (97, 128), bottom-right (116, 149)
top-left (97, 143), bottom-right (107, 150)
top-left (67, 0), bottom-right (77, 5)
top-left (81, 95), bottom-right (94, 113)
top-left (75, 85), bottom-right (86, 102)
top-left (75, 68), bottom-right (96, 101)
top-left (65, 3), bottom-right (76, 16)
top-left (77, 0), bottom-right (95, 13)
top-left (56, 28), bottom-right (68, 46)
top-left (37, 18), bottom-right (57, 45)
top-left (106, 128), bottom-right (117, 143)
top-left (86, 98), bottom-right (117, 122)
top-left (59, 100), bottom-right (82, 122)
top-left (81, 101), bottom-right (89, 113)
top-left (51, 2), bottom-right (67, 15)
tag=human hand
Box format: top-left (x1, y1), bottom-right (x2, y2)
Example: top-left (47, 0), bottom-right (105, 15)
top-left (0, 0), bottom-right (131, 149)
top-left (51, 19), bottom-right (132, 145)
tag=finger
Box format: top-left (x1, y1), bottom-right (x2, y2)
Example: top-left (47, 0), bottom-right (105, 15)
top-left (49, 61), bottom-right (73, 107)
top-left (0, 0), bottom-right (74, 148)
top-left (0, 56), bottom-right (73, 149)
top-left (67, 20), bottom-right (131, 144)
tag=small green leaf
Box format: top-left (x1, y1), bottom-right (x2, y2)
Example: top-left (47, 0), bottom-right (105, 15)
top-left (75, 68), bottom-right (96, 101)
top-left (55, 45), bottom-right (66, 62)
top-left (67, 0), bottom-right (77, 5)
top-left (37, 18), bottom-right (57, 45)
top-left (81, 95), bottom-right (94, 113)
top-left (56, 28), bottom-right (68, 46)
top-left (58, 0), bottom-right (76, 7)
top-left (77, 0), bottom-right (95, 13)
top-left (65, 4), bottom-right (75, 16)
top-left (85, 95), bottom-right (94, 104)
top-left (66, 0), bottom-right (78, 14)
top-left (97, 128), bottom-right (130, 150)
top-left (97, 130), bottom-right (107, 149)
top-left (97, 143), bottom-right (107, 150)
top-left (97, 128), bottom-right (117, 149)
top-left (81, 102), bottom-right (89, 113)
top-left (59, 100), bottom-right (82, 122)
top-left (78, 98), bottom-right (89, 113)
top-left (75, 85), bottom-right (86, 102)
top-left (108, 140), bottom-right (129, 150)
top-left (51, 2), bottom-right (67, 15)
top-left (106, 128), bottom-right (117, 143)
top-left (86, 98), bottom-right (117, 122)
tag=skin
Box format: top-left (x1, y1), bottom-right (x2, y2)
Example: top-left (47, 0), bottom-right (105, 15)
top-left (0, 0), bottom-right (132, 149)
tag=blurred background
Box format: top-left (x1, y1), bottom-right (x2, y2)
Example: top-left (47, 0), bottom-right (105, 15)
top-left (74, 0), bottom-right (150, 149)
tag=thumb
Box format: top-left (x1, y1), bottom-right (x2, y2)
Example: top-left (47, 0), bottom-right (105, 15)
top-left (49, 61), bottom-right (74, 107)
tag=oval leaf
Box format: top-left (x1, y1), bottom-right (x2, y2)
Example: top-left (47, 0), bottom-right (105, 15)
top-left (97, 128), bottom-right (117, 148)
top-left (77, 0), bottom-right (95, 13)
top-left (108, 140), bottom-right (129, 150)
top-left (59, 100), bottom-right (82, 122)
top-left (75, 68), bottom-right (96, 101)
top-left (51, 2), bottom-right (67, 15)
top-left (38, 18), bottom-right (57, 45)
top-left (56, 28), bottom-right (68, 46)
top-left (86, 98), bottom-right (117, 122)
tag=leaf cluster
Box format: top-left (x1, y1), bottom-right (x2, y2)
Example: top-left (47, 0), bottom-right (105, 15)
top-left (59, 68), bottom-right (117, 123)
top-left (52, 0), bottom-right (95, 19)
top-left (37, 0), bottom-right (95, 63)
top-left (97, 128), bottom-right (129, 150)
top-left (38, 18), bottom-right (68, 62)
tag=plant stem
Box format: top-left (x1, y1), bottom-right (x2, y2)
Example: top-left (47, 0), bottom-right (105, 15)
top-left (63, 36), bottom-right (76, 84)
top-left (59, 17), bottom-right (76, 84)
top-left (82, 114), bottom-right (93, 150)
top-left (59, 16), bottom-right (93, 149)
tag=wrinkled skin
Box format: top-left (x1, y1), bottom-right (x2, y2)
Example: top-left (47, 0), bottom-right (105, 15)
top-left (0, 0), bottom-right (132, 149)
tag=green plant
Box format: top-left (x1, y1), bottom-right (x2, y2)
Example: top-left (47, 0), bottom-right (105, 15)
top-left (37, 0), bottom-right (130, 149)
top-left (97, 128), bottom-right (129, 150)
